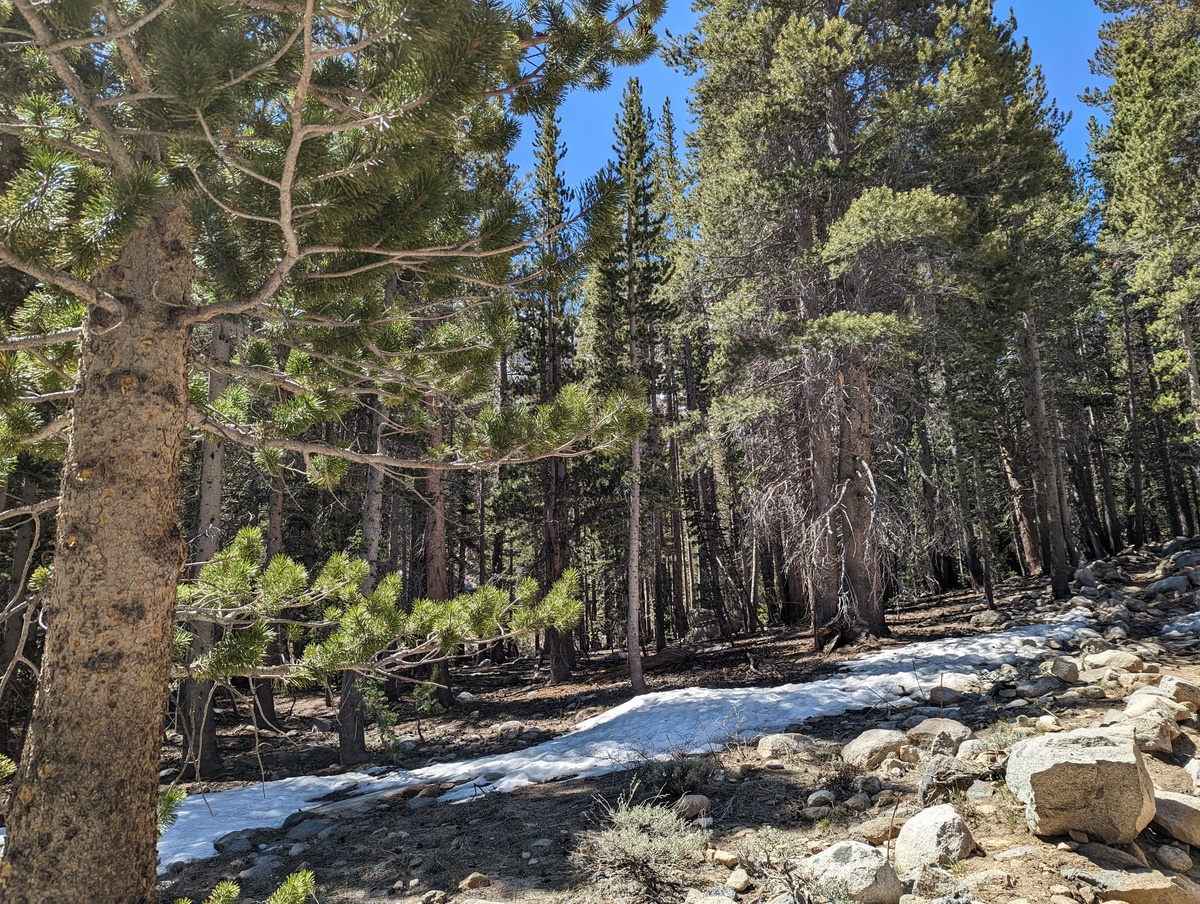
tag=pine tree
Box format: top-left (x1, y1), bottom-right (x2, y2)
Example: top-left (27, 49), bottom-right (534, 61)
top-left (0, 1), bottom-right (663, 898)
top-left (585, 77), bottom-right (667, 693)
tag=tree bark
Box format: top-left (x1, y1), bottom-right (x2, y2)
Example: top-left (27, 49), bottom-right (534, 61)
top-left (627, 437), bottom-right (647, 695)
top-left (1020, 311), bottom-right (1071, 598)
top-left (179, 322), bottom-right (232, 780)
top-left (5, 207), bottom-right (195, 903)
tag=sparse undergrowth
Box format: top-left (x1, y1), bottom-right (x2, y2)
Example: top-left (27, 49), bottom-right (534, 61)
top-left (572, 787), bottom-right (709, 902)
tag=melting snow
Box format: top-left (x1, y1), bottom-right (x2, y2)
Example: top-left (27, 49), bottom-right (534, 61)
top-left (157, 607), bottom-right (1089, 870)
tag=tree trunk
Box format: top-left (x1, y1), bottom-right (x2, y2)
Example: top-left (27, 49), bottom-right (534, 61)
top-left (249, 473), bottom-right (285, 733)
top-left (1123, 295), bottom-right (1147, 546)
top-left (179, 322), bottom-right (232, 780)
top-left (426, 414), bottom-right (453, 709)
top-left (5, 208), bottom-right (194, 903)
top-left (1021, 311), bottom-right (1071, 598)
top-left (838, 359), bottom-right (885, 639)
top-left (338, 400), bottom-right (387, 766)
top-left (627, 437), bottom-right (647, 695)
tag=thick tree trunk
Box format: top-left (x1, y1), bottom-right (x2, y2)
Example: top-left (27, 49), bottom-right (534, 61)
top-left (838, 359), bottom-right (885, 638)
top-left (1021, 312), bottom-right (1071, 598)
top-left (627, 437), bottom-right (647, 695)
top-left (179, 322), bottom-right (232, 780)
top-left (5, 209), bottom-right (194, 903)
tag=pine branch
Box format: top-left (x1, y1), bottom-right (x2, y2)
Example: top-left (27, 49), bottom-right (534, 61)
top-left (0, 328), bottom-right (82, 352)
top-left (11, 0), bottom-right (135, 176)
top-left (0, 250), bottom-right (123, 314)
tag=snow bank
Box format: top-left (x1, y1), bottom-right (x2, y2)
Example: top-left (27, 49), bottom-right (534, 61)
top-left (158, 607), bottom-right (1089, 870)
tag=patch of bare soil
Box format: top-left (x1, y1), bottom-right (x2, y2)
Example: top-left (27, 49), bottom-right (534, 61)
top-left (157, 568), bottom-right (1200, 903)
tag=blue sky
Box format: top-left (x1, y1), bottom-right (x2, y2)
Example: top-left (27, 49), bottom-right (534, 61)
top-left (510, 1), bottom-right (1110, 184)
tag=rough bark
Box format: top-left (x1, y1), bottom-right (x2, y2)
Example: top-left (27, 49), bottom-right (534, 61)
top-left (1020, 311), bottom-right (1071, 598)
top-left (4, 207), bottom-right (195, 903)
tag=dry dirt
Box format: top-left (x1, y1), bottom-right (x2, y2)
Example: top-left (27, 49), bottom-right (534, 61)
top-left (156, 571), bottom-right (1200, 904)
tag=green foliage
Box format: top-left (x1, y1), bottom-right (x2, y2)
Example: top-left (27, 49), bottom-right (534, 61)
top-left (157, 786), bottom-right (187, 835)
top-left (572, 789), bottom-right (709, 901)
top-left (176, 527), bottom-right (583, 687)
top-left (0, 754), bottom-right (15, 784)
top-left (172, 870), bottom-right (315, 904)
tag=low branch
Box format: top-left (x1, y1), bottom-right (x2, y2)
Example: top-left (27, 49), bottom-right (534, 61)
top-left (0, 328), bottom-right (82, 352)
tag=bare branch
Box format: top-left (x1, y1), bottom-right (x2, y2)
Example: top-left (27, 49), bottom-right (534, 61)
top-left (0, 327), bottom-right (82, 352)
top-left (0, 249), bottom-right (123, 314)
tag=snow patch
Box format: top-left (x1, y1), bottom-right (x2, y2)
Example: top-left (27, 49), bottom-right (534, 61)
top-left (157, 607), bottom-right (1088, 871)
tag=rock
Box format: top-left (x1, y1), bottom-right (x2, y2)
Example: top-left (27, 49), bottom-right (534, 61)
top-left (495, 720), bottom-right (525, 737)
top-left (907, 718), bottom-right (973, 749)
top-left (1085, 650), bottom-right (1145, 672)
top-left (808, 790), bottom-right (836, 808)
top-left (802, 841), bottom-right (904, 904)
top-left (674, 794), bottom-right (712, 819)
top-left (758, 733), bottom-right (816, 760)
top-left (956, 739), bottom-right (987, 761)
top-left (970, 610), bottom-right (1005, 628)
top-left (1043, 658), bottom-right (1082, 682)
top-left (1126, 694), bottom-right (1193, 722)
top-left (966, 780), bottom-right (995, 801)
top-left (1017, 676), bottom-right (1064, 699)
top-left (843, 729), bottom-right (909, 770)
top-left (802, 806), bottom-right (832, 820)
top-left (1155, 790), bottom-right (1200, 846)
top-left (858, 814), bottom-right (906, 844)
top-left (284, 817), bottom-right (334, 842)
top-left (1160, 845), bottom-right (1195, 873)
top-left (1064, 843), bottom-right (1200, 904)
top-left (1146, 575), bottom-right (1193, 596)
top-left (214, 829), bottom-right (256, 855)
top-left (711, 849), bottom-right (740, 868)
top-left (893, 805), bottom-right (975, 877)
top-left (1110, 709), bottom-right (1182, 755)
top-left (1161, 675), bottom-right (1200, 708)
top-left (845, 793), bottom-right (873, 812)
top-left (1077, 566), bottom-right (1098, 587)
top-left (917, 756), bottom-right (978, 806)
top-left (1004, 728), bottom-right (1156, 844)
top-left (238, 855), bottom-right (284, 881)
top-left (458, 873), bottom-right (490, 891)
top-left (909, 864), bottom-right (956, 897)
top-left (726, 868), bottom-right (752, 892)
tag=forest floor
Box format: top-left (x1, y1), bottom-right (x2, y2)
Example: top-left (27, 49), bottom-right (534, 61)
top-left (155, 554), bottom-right (1200, 904)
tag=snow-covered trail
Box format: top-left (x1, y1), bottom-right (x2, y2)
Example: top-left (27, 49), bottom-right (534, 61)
top-left (158, 607), bottom-right (1093, 869)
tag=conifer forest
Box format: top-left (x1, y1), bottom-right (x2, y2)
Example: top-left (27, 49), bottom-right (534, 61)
top-left (1, 0), bottom-right (1200, 901)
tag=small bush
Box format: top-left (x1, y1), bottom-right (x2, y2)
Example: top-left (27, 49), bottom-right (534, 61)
top-left (636, 753), bottom-right (720, 798)
top-left (573, 789), bottom-right (708, 901)
top-left (173, 870), bottom-right (316, 904)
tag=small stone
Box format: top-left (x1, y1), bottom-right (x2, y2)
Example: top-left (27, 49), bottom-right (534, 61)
top-left (758, 733), bottom-right (817, 760)
top-left (725, 868), bottom-right (752, 892)
top-left (844, 793), bottom-right (872, 812)
top-left (711, 849), bottom-right (740, 869)
top-left (457, 873), bottom-right (490, 891)
top-left (676, 794), bottom-right (712, 819)
top-left (807, 789), bottom-right (836, 808)
top-left (1069, 829), bottom-right (1089, 844)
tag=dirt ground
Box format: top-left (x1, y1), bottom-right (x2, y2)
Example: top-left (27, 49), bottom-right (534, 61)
top-left (155, 566), bottom-right (1200, 903)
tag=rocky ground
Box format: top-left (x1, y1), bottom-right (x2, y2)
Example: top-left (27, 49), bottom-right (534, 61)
top-left (157, 540), bottom-right (1200, 904)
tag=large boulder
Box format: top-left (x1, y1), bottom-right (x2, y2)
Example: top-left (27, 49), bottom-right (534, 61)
top-left (893, 804), bottom-right (975, 877)
top-left (800, 841), bottom-right (903, 904)
top-left (1155, 791), bottom-right (1200, 847)
top-left (1004, 728), bottom-right (1155, 844)
top-left (842, 729), bottom-right (908, 770)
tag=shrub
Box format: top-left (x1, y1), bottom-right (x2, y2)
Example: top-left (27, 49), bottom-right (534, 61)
top-left (573, 789), bottom-right (709, 901)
